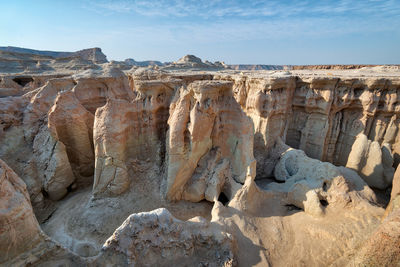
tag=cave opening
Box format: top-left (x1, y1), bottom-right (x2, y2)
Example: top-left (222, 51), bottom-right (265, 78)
top-left (13, 76), bottom-right (33, 87)
top-left (218, 192), bottom-right (229, 206)
top-left (320, 199), bottom-right (329, 207)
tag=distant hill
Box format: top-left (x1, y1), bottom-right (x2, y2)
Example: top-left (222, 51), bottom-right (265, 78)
top-left (229, 64), bottom-right (285, 70)
top-left (124, 58), bottom-right (164, 67)
top-left (0, 46), bottom-right (108, 64)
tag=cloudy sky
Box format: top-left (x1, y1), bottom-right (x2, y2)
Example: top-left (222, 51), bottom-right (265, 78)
top-left (1, 0), bottom-right (400, 64)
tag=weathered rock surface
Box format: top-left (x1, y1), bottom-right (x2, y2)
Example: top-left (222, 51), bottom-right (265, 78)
top-left (346, 133), bottom-right (394, 189)
top-left (353, 194), bottom-right (400, 266)
top-left (1, 50), bottom-right (400, 266)
top-left (226, 74), bottom-right (400, 190)
top-left (166, 80), bottom-right (255, 201)
top-left (270, 144), bottom-right (377, 216)
top-left (391, 164), bottom-right (400, 201)
top-left (92, 72), bottom-right (179, 197)
top-left (0, 159), bottom-right (42, 263)
top-left (0, 159), bottom-right (87, 266)
top-left (95, 208), bottom-right (235, 266)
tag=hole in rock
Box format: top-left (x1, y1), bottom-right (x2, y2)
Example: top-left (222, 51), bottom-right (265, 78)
top-left (322, 182), bottom-right (328, 192)
top-left (13, 77), bottom-right (33, 87)
top-left (41, 188), bottom-right (49, 198)
top-left (67, 183), bottom-right (75, 193)
top-left (372, 187), bottom-right (391, 208)
top-left (184, 128), bottom-right (191, 148)
top-left (320, 199), bottom-right (329, 207)
top-left (285, 204), bottom-right (302, 211)
top-left (353, 88), bottom-right (363, 97)
top-left (218, 192), bottom-right (229, 206)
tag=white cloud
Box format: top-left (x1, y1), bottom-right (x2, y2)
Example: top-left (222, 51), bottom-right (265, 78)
top-left (84, 0), bottom-right (400, 19)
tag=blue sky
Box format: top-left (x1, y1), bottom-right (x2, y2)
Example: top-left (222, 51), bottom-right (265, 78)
top-left (1, 0), bottom-right (400, 64)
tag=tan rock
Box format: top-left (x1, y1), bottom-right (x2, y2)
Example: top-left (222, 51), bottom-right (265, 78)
top-left (48, 90), bottom-right (95, 184)
top-left (2, 55), bottom-right (400, 266)
top-left (391, 164), bottom-right (400, 200)
top-left (95, 208), bottom-right (235, 266)
top-left (166, 80), bottom-right (255, 201)
top-left (32, 125), bottom-right (75, 200)
top-left (271, 148), bottom-right (376, 216)
top-left (0, 159), bottom-right (42, 263)
top-left (92, 75), bottom-right (178, 197)
top-left (353, 196), bottom-right (400, 266)
top-left (92, 100), bottom-right (131, 196)
top-left (346, 133), bottom-right (394, 189)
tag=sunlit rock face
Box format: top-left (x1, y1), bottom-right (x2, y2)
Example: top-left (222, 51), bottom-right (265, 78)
top-left (231, 74), bottom-right (400, 190)
top-left (95, 208), bottom-right (235, 266)
top-left (0, 159), bottom-right (42, 263)
top-left (1, 50), bottom-right (400, 266)
top-left (165, 80), bottom-right (255, 201)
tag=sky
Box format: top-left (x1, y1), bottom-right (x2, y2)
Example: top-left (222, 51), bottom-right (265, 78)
top-left (1, 0), bottom-right (400, 64)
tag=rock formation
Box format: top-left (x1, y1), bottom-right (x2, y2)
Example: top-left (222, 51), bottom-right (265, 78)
top-left (166, 80), bottom-right (255, 201)
top-left (0, 46), bottom-right (108, 63)
top-left (0, 49), bottom-right (400, 266)
top-left (95, 208), bottom-right (235, 266)
top-left (0, 159), bottom-right (42, 263)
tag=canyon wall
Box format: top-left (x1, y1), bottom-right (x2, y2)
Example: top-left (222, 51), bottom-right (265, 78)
top-left (222, 74), bottom-right (400, 190)
top-left (1, 70), bottom-right (400, 210)
top-left (1, 63), bottom-right (400, 266)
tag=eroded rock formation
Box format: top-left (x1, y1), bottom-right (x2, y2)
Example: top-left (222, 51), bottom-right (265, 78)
top-left (226, 74), bottom-right (400, 190)
top-left (1, 51), bottom-right (400, 266)
top-left (166, 80), bottom-right (255, 201)
top-left (95, 208), bottom-right (235, 266)
top-left (0, 159), bottom-right (42, 263)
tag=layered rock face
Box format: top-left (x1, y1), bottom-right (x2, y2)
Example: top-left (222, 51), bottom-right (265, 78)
top-left (0, 67), bottom-right (131, 209)
top-left (166, 80), bottom-right (255, 201)
top-left (1, 58), bottom-right (400, 266)
top-left (229, 75), bottom-right (400, 190)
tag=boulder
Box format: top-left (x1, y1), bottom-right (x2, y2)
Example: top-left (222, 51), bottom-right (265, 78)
top-left (94, 208), bottom-right (235, 266)
top-left (270, 148), bottom-right (377, 216)
top-left (346, 133), bottom-right (394, 189)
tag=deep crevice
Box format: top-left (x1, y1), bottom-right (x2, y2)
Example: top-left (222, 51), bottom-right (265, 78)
top-left (320, 199), bottom-right (329, 207)
top-left (218, 192), bottom-right (229, 206)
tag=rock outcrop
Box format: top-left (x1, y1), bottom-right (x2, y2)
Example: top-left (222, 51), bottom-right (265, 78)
top-left (270, 145), bottom-right (376, 216)
top-left (0, 159), bottom-right (42, 263)
top-left (346, 133), bottom-right (394, 189)
top-left (353, 206), bottom-right (400, 266)
top-left (166, 80), bottom-right (255, 201)
top-left (95, 208), bottom-right (235, 266)
top-left (227, 74), bottom-right (400, 190)
top-left (163, 55), bottom-right (227, 70)
top-left (0, 46), bottom-right (108, 63)
top-left (92, 72), bottom-right (179, 197)
top-left (354, 166), bottom-right (400, 266)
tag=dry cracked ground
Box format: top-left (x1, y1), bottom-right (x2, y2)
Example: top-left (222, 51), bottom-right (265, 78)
top-left (1, 48), bottom-right (400, 266)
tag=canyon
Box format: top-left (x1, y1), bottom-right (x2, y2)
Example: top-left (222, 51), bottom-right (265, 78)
top-left (0, 50), bottom-right (400, 266)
